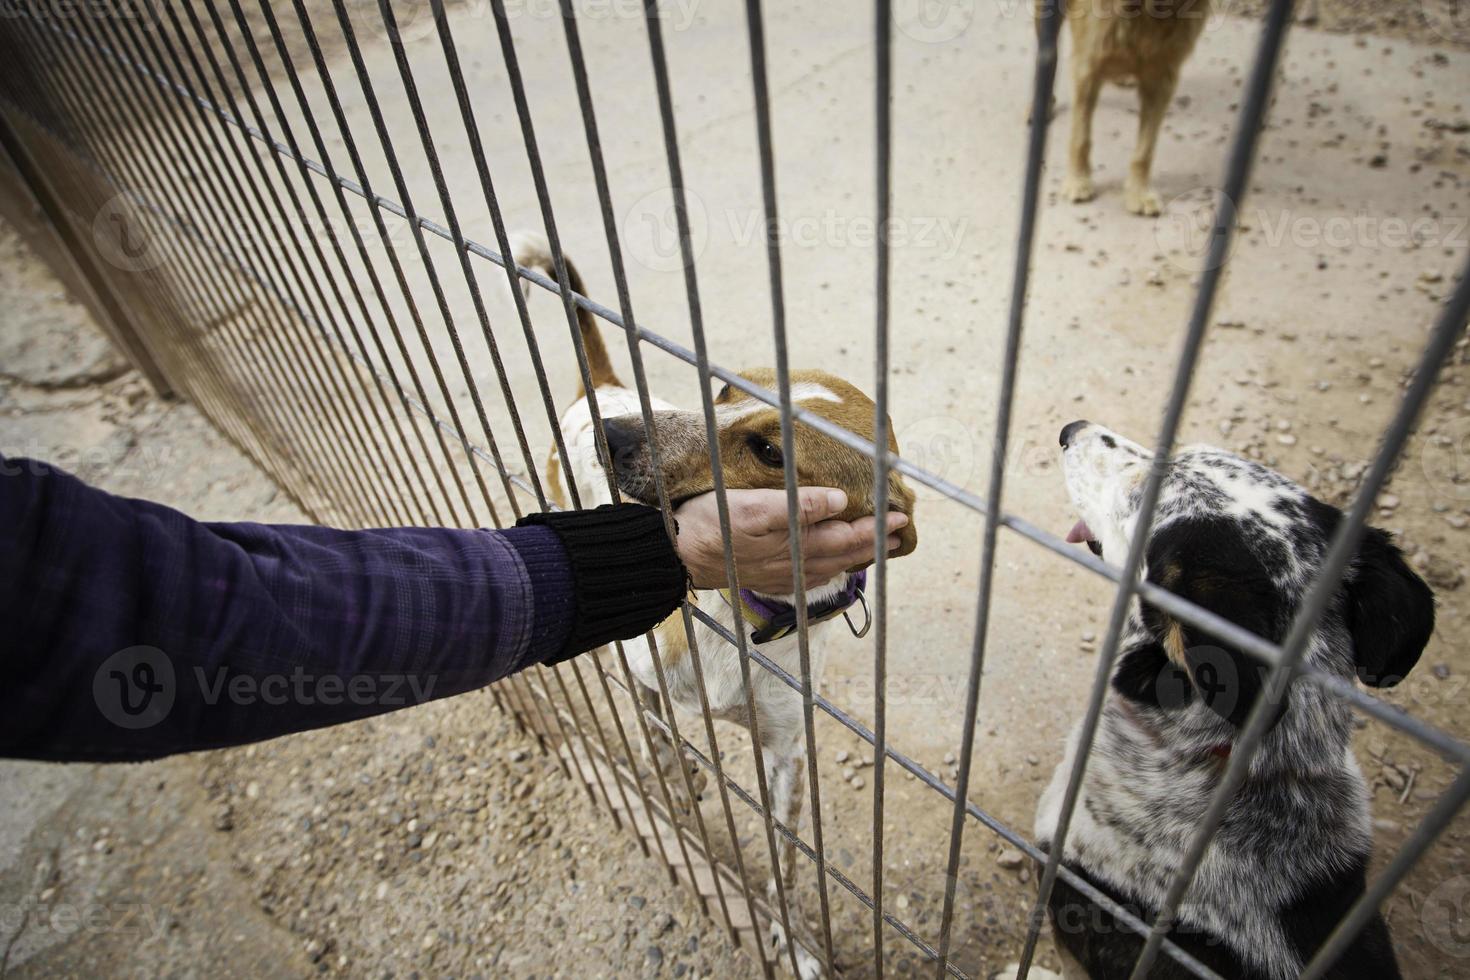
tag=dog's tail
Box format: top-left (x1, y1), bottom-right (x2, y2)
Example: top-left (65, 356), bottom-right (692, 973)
top-left (509, 231), bottom-right (621, 393)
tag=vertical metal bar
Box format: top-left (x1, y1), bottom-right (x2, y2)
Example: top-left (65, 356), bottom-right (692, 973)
top-left (0, 110), bottom-right (172, 398)
top-left (494, 0), bottom-right (772, 953)
top-left (174, 0), bottom-right (423, 527)
top-left (230, 0), bottom-right (448, 527)
top-left (587, 642), bottom-right (682, 877)
top-left (522, 662), bottom-right (615, 814)
top-left (1302, 766), bottom-right (1470, 979)
top-left (281, 0), bottom-right (468, 527)
top-left (323, 0), bottom-right (508, 529)
top-left (870, 2), bottom-right (893, 975)
top-left (22, 4), bottom-right (342, 521)
top-left (934, 5), bottom-right (1061, 976)
top-left (484, 0), bottom-right (598, 513)
top-left (1018, 3), bottom-right (1295, 975)
top-left (78, 2), bottom-right (381, 528)
top-left (637, 0), bottom-right (806, 970)
top-left (290, 0), bottom-right (562, 723)
top-left (430, 0), bottom-right (557, 516)
top-left (373, 0), bottom-right (528, 519)
top-left (472, 2), bottom-right (719, 912)
top-left (1126, 253), bottom-right (1470, 979)
top-left (739, 1), bottom-right (837, 969)
top-left (557, 660), bottom-right (638, 838)
top-left (156, 0), bottom-right (413, 529)
top-left (272, 0), bottom-right (478, 529)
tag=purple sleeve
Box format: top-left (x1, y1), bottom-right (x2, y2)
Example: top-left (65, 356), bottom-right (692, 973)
top-left (0, 456), bottom-right (575, 762)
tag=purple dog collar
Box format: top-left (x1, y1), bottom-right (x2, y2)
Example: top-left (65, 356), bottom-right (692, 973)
top-left (723, 570), bottom-right (868, 644)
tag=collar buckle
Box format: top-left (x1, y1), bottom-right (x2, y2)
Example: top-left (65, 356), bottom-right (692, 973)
top-left (844, 587), bottom-right (871, 639)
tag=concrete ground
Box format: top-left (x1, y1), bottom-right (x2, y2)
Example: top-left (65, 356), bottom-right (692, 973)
top-left (3, 0), bottom-right (1470, 977)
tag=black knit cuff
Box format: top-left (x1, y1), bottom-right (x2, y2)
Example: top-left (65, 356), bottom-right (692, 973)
top-left (516, 503), bottom-right (688, 664)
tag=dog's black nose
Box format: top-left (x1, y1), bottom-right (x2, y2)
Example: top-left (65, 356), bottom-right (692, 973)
top-left (601, 416), bottom-right (643, 469)
top-left (1060, 420), bottom-right (1089, 449)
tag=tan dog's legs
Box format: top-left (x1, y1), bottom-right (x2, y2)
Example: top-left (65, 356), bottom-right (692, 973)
top-left (1124, 72), bottom-right (1177, 216)
top-left (1064, 63), bottom-right (1103, 204)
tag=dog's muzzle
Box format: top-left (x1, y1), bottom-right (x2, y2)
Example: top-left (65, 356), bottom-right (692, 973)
top-left (599, 416), bottom-right (652, 501)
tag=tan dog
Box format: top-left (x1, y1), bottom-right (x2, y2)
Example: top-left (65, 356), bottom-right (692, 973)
top-left (1042, 0), bottom-right (1210, 215)
top-left (513, 234), bottom-right (917, 978)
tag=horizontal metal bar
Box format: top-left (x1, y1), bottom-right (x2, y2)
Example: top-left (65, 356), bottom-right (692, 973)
top-left (675, 604), bottom-right (1222, 978)
top-left (19, 78), bottom-right (1462, 777)
top-left (1000, 513), bottom-right (1470, 764)
top-left (18, 11), bottom-right (1452, 980)
top-left (562, 664), bottom-right (972, 979)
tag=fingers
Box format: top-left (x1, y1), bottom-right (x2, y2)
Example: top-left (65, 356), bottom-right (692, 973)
top-left (726, 489), bottom-right (795, 535)
top-left (802, 535), bottom-right (902, 587)
top-left (795, 486), bottom-right (848, 528)
top-left (799, 513), bottom-right (909, 583)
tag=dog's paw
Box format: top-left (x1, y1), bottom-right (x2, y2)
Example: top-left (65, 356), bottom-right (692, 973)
top-left (1063, 174), bottom-right (1095, 204)
top-left (990, 965), bottom-right (1062, 980)
top-left (767, 920), bottom-right (823, 979)
top-left (660, 756), bottom-right (708, 816)
top-left (1124, 184), bottom-right (1161, 217)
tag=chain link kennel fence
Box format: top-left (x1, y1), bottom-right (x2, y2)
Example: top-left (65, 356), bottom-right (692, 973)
top-left (2, 0), bottom-right (1468, 977)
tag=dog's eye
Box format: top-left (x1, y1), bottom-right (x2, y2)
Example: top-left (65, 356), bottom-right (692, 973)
top-left (748, 435), bottom-right (784, 468)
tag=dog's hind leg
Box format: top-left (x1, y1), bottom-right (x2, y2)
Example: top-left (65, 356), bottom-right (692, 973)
top-left (1124, 71), bottom-right (1177, 216)
top-left (1063, 62), bottom-right (1103, 204)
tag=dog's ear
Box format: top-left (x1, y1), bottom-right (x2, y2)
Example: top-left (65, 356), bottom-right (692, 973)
top-left (1143, 517), bottom-right (1284, 728)
top-left (1344, 527), bottom-right (1434, 688)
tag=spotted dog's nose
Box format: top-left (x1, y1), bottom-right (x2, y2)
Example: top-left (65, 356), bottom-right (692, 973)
top-left (1060, 419), bottom-right (1089, 449)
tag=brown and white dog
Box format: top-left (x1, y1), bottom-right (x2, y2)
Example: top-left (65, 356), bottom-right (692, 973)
top-left (513, 234), bottom-right (918, 978)
top-left (1040, 0), bottom-right (1210, 215)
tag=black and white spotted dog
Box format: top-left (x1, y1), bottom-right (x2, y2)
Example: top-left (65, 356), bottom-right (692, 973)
top-left (1008, 420), bottom-right (1435, 980)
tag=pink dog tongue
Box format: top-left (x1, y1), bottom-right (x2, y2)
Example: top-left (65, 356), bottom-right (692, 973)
top-left (1066, 519), bottom-right (1093, 544)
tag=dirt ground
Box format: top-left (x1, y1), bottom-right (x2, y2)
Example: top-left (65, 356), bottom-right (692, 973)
top-left (0, 211), bottom-right (753, 979)
top-left (3, 1), bottom-right (1470, 978)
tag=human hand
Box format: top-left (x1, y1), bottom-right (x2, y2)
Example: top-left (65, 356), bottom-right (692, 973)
top-left (673, 488), bottom-right (908, 593)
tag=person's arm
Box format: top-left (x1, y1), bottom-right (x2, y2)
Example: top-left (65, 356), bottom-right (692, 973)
top-left (0, 456), bottom-right (684, 762)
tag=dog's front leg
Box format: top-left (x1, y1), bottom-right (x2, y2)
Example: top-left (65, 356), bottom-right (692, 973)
top-left (638, 681), bottom-right (706, 813)
top-left (762, 742), bottom-right (823, 979)
top-left (1125, 71), bottom-right (1177, 216)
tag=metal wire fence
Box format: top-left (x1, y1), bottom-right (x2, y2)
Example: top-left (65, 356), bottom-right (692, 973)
top-left (1, 0), bottom-right (1468, 977)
